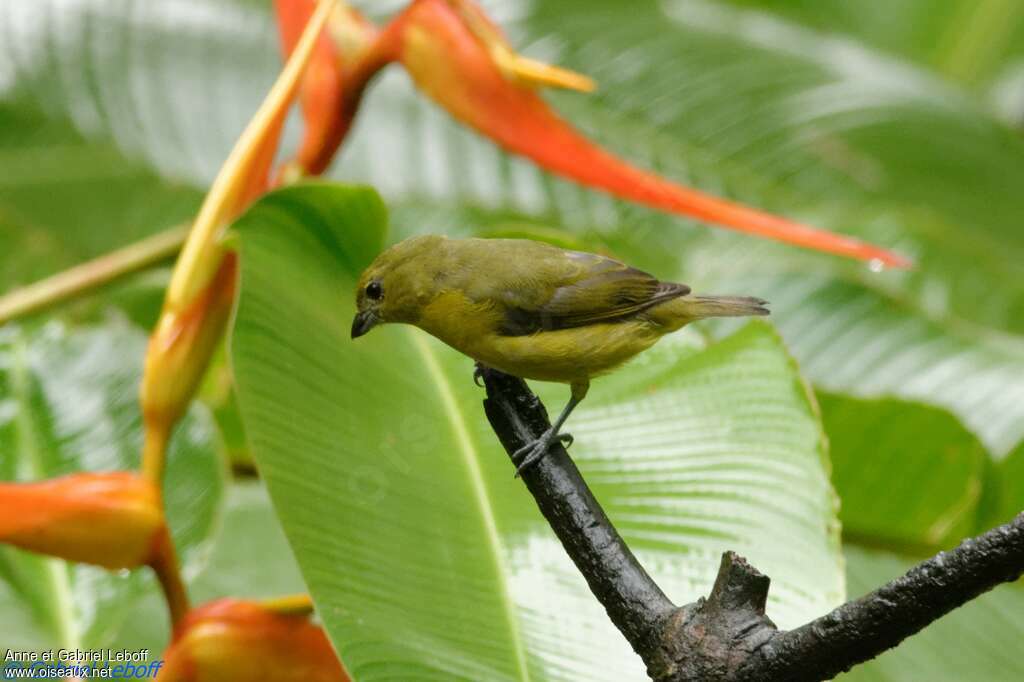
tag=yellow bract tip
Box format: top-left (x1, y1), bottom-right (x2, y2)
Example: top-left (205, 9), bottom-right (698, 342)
top-left (507, 54), bottom-right (596, 93)
top-left (448, 0), bottom-right (596, 93)
top-left (259, 593), bottom-right (316, 616)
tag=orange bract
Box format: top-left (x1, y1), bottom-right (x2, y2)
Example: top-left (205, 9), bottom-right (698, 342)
top-left (0, 472), bottom-right (164, 570)
top-left (141, 253), bottom-right (238, 483)
top-left (157, 598), bottom-right (349, 682)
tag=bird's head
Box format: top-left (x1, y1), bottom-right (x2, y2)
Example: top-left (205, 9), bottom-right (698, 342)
top-left (351, 234), bottom-right (448, 339)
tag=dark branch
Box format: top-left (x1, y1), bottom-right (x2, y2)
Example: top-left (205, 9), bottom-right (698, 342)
top-left (479, 367), bottom-right (1024, 682)
top-left (481, 368), bottom-right (675, 662)
top-left (740, 516), bottom-right (1024, 681)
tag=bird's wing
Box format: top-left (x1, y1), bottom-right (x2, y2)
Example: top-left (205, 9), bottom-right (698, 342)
top-left (498, 249), bottom-right (690, 335)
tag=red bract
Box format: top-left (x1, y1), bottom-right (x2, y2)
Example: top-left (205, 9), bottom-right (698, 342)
top-left (0, 472), bottom-right (164, 570)
top-left (375, 0), bottom-right (908, 267)
top-left (274, 0), bottom-right (385, 181)
top-left (157, 598), bottom-right (349, 682)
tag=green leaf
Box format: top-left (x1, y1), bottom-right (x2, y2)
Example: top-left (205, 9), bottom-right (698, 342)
top-left (978, 441), bottom-right (1024, 533)
top-left (0, 317), bottom-right (226, 647)
top-left (717, 0), bottom-right (1024, 92)
top-left (839, 544), bottom-right (1024, 682)
top-left (737, 272), bottom-right (1024, 457)
top-left (230, 183), bottom-right (843, 680)
top-left (821, 393), bottom-right (988, 550)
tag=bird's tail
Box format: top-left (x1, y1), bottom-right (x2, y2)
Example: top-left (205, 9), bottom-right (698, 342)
top-left (646, 293), bottom-right (769, 332)
top-left (684, 295), bottom-right (770, 319)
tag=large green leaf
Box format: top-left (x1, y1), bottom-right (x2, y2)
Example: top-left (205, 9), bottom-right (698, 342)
top-left (0, 317), bottom-right (227, 648)
top-left (821, 393), bottom-right (988, 550)
top-left (229, 184), bottom-right (843, 680)
top-left (839, 545), bottom-right (1024, 682)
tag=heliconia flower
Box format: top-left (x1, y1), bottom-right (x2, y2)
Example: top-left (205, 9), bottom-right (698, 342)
top-left (0, 472), bottom-right (164, 570)
top-left (167, 0), bottom-right (338, 312)
top-left (273, 0), bottom-right (384, 182)
top-left (157, 598), bottom-right (349, 682)
top-left (141, 253), bottom-right (238, 483)
top-left (142, 0), bottom-right (341, 484)
top-left (377, 0), bottom-right (909, 267)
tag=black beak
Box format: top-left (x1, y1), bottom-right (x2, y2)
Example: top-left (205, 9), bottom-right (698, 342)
top-left (351, 311), bottom-right (376, 339)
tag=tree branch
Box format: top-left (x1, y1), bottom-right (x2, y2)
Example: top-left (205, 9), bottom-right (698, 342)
top-left (740, 517), bottom-right (1024, 681)
top-left (479, 367), bottom-right (1024, 682)
top-left (481, 368), bottom-right (675, 662)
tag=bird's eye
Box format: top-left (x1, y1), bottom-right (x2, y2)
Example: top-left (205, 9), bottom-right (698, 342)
top-left (365, 281), bottom-right (383, 300)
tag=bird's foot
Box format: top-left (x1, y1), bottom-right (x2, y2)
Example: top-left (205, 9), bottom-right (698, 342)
top-left (511, 429), bottom-right (574, 477)
top-left (473, 362), bottom-right (487, 387)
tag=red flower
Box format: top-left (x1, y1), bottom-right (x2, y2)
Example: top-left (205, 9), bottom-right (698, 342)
top-left (378, 0), bottom-right (908, 266)
top-left (157, 598), bottom-right (349, 682)
top-left (273, 0), bottom-right (387, 182)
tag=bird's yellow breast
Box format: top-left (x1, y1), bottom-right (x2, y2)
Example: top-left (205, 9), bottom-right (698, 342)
top-left (415, 289), bottom-right (666, 385)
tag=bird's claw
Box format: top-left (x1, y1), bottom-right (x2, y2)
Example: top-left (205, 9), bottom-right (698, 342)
top-left (512, 430), bottom-right (573, 477)
top-left (473, 362), bottom-right (486, 387)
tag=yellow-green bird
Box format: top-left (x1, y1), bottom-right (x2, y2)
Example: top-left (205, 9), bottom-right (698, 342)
top-left (351, 235), bottom-right (768, 472)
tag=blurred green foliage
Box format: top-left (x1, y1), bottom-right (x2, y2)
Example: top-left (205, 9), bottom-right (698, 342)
top-left (0, 0), bottom-right (1021, 679)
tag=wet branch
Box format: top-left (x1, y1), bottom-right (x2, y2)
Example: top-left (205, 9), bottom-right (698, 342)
top-left (480, 368), bottom-right (674, 661)
top-left (479, 367), bottom-right (1024, 682)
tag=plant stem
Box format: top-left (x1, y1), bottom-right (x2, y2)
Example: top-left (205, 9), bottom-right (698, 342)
top-left (149, 526), bottom-right (190, 631)
top-left (0, 225), bottom-right (189, 325)
top-left (141, 418), bottom-right (172, 496)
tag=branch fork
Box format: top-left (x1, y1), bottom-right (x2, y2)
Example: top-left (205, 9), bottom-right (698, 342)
top-left (479, 366), bottom-right (1024, 682)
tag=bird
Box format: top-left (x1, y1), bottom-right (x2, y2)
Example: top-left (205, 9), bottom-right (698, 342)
top-left (351, 235), bottom-right (768, 474)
